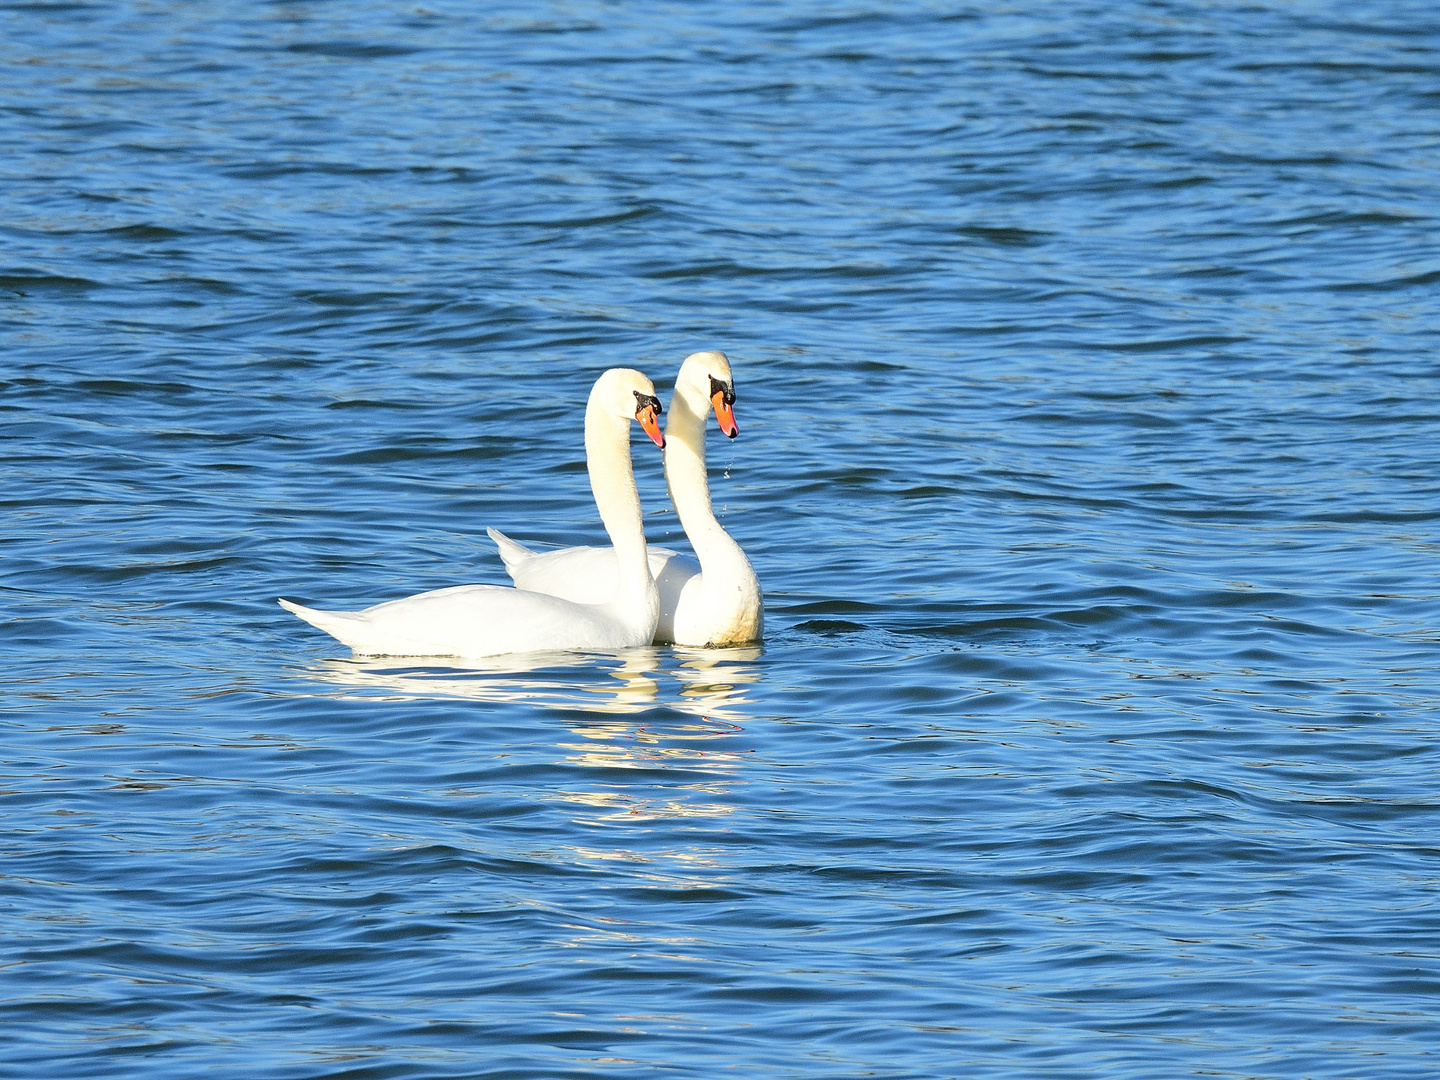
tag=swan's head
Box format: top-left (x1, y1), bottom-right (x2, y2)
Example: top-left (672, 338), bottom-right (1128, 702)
top-left (678, 349), bottom-right (739, 439)
top-left (592, 367), bottom-right (666, 449)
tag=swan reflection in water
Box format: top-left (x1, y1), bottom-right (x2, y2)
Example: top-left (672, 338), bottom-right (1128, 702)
top-left (302, 644), bottom-right (762, 722)
top-left (554, 647), bottom-right (761, 833)
top-left (303, 646), bottom-right (762, 869)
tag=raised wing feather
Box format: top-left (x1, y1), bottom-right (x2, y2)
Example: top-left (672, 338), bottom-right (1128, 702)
top-left (487, 527), bottom-right (692, 606)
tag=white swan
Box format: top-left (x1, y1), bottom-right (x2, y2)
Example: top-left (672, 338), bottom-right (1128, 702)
top-left (278, 368), bottom-right (666, 658)
top-left (488, 349), bottom-right (762, 647)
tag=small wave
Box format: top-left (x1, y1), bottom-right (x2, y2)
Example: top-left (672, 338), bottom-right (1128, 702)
top-left (282, 41), bottom-right (424, 60)
top-left (0, 271), bottom-right (99, 294)
top-left (1329, 268), bottom-right (1440, 293)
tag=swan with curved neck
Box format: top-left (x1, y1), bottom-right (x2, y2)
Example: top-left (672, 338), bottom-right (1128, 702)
top-left (279, 368), bottom-right (666, 658)
top-left (489, 350), bottom-right (762, 647)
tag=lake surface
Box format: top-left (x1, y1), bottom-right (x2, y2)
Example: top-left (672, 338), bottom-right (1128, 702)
top-left (4, 2), bottom-right (1440, 1077)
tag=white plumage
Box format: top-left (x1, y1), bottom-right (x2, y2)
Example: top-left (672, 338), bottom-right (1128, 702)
top-left (489, 350), bottom-right (762, 647)
top-left (279, 368), bottom-right (667, 658)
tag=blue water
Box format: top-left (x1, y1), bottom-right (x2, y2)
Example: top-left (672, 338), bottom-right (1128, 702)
top-left (5, 2), bottom-right (1440, 1077)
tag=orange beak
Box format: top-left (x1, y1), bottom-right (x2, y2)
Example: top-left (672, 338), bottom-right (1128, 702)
top-left (638, 404), bottom-right (665, 448)
top-left (712, 391), bottom-right (738, 439)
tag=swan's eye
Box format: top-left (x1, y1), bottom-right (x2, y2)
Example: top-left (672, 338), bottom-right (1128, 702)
top-left (708, 375), bottom-right (736, 405)
top-left (633, 390), bottom-right (662, 417)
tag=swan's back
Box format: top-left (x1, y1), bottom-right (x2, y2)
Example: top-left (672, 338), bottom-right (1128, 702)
top-left (278, 582), bottom-right (655, 658)
top-left (488, 526), bottom-right (691, 606)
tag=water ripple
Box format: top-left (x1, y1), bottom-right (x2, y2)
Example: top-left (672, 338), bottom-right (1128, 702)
top-left (5, 1), bottom-right (1440, 1077)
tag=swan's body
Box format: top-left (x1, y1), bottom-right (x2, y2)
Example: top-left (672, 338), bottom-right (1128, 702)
top-left (279, 368), bottom-right (666, 658)
top-left (490, 350), bottom-right (762, 647)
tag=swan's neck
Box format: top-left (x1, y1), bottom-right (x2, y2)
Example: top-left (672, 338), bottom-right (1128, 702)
top-left (585, 402), bottom-right (653, 603)
top-left (663, 387), bottom-right (746, 571)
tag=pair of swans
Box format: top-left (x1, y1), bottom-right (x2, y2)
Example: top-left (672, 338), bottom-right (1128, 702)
top-left (279, 352), bottom-right (762, 658)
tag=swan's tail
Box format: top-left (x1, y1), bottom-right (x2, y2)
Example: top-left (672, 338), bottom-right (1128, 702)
top-left (278, 597), bottom-right (371, 649)
top-left (486, 527), bottom-right (536, 577)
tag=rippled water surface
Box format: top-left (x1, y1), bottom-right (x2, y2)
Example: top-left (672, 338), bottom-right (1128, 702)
top-left (5, 2), bottom-right (1440, 1077)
